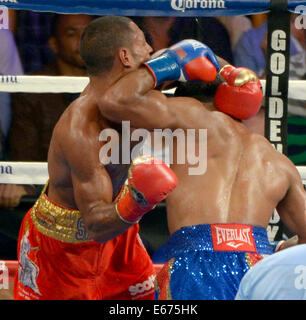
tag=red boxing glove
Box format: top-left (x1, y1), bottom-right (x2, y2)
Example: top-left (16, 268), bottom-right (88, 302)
top-left (116, 155), bottom-right (178, 224)
top-left (214, 65), bottom-right (263, 120)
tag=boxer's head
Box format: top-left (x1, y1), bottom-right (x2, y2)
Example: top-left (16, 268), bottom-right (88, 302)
top-left (80, 16), bottom-right (153, 76)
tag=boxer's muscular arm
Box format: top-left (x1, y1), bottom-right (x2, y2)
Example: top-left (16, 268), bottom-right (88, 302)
top-left (60, 118), bottom-right (177, 242)
top-left (71, 166), bottom-right (131, 243)
top-left (276, 162), bottom-right (306, 244)
top-left (100, 67), bottom-right (214, 131)
top-left (99, 53), bottom-right (241, 131)
top-left (99, 53), bottom-right (229, 130)
top-left (62, 125), bottom-right (130, 243)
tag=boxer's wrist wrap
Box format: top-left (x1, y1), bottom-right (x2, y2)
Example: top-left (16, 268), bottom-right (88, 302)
top-left (115, 202), bottom-right (139, 225)
top-left (115, 183), bottom-right (155, 224)
top-left (143, 51), bottom-right (181, 88)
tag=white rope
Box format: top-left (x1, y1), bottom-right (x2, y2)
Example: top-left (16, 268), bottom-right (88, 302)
top-left (0, 162), bottom-right (305, 185)
top-left (0, 75), bottom-right (305, 185)
top-left (297, 166), bottom-right (306, 185)
top-left (0, 76), bottom-right (305, 100)
top-left (0, 76), bottom-right (89, 93)
top-left (261, 80), bottom-right (306, 101)
top-left (0, 162), bottom-right (48, 185)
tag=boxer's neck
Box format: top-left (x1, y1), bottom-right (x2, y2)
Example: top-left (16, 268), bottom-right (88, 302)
top-left (88, 62), bottom-right (134, 93)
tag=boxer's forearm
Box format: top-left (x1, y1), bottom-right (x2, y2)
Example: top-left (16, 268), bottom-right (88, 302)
top-left (113, 67), bottom-right (155, 100)
top-left (99, 67), bottom-right (155, 123)
top-left (83, 202), bottom-right (131, 243)
top-left (99, 45), bottom-right (224, 127)
top-left (99, 54), bottom-right (228, 129)
top-left (99, 68), bottom-right (179, 129)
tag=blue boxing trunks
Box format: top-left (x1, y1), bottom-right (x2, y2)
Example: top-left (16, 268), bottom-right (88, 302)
top-left (153, 223), bottom-right (273, 300)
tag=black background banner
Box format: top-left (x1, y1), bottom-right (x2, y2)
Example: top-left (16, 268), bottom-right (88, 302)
top-left (265, 0), bottom-right (292, 241)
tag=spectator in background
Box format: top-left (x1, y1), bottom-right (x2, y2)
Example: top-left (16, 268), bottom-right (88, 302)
top-left (133, 16), bottom-right (234, 64)
top-left (235, 13), bottom-right (305, 79)
top-left (14, 10), bottom-right (56, 74)
top-left (234, 13), bottom-right (306, 166)
top-left (0, 28), bottom-right (23, 259)
top-left (217, 15), bottom-right (252, 51)
top-left (9, 13), bottom-right (93, 161)
top-left (0, 14), bottom-right (94, 210)
top-left (0, 29), bottom-right (23, 160)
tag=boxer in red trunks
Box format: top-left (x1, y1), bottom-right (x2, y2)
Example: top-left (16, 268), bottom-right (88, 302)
top-left (14, 16), bottom-right (178, 300)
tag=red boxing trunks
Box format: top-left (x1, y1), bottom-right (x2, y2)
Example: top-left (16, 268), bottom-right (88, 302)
top-left (14, 183), bottom-right (155, 300)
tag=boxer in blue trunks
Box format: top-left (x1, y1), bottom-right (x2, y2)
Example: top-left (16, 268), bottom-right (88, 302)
top-left (152, 80), bottom-right (306, 300)
top-left (96, 36), bottom-right (306, 299)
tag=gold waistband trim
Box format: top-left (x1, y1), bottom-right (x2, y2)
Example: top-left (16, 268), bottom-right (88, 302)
top-left (30, 182), bottom-right (92, 244)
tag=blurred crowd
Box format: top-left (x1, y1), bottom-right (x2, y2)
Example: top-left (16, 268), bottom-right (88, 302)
top-left (0, 10), bottom-right (305, 258)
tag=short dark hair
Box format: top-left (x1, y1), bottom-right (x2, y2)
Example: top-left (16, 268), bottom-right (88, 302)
top-left (174, 75), bottom-right (224, 102)
top-left (80, 16), bottom-right (134, 75)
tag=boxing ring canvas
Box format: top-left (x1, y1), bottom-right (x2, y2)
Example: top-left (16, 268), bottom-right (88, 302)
top-left (0, 0), bottom-right (305, 300)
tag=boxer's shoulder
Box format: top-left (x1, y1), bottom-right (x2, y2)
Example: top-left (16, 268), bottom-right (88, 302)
top-left (55, 94), bottom-right (102, 138)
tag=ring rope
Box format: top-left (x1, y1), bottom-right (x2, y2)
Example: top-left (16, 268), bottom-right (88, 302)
top-left (0, 162), bottom-right (305, 186)
top-left (0, 77), bottom-right (305, 185)
top-left (0, 76), bottom-right (305, 100)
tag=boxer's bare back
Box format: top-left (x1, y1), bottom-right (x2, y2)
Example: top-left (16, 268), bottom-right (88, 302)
top-left (166, 109), bottom-right (306, 240)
